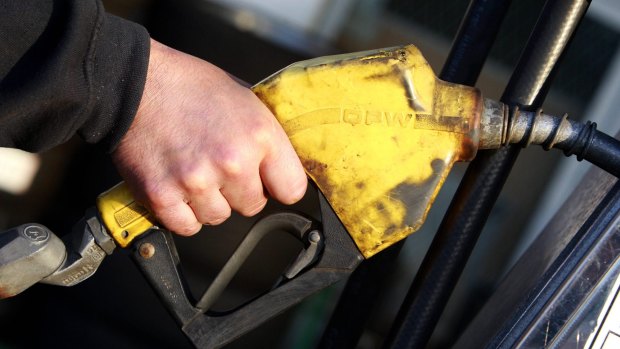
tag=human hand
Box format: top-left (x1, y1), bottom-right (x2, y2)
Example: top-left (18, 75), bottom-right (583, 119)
top-left (112, 39), bottom-right (307, 236)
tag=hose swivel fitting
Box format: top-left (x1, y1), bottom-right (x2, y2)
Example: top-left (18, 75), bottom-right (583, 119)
top-left (479, 98), bottom-right (598, 162)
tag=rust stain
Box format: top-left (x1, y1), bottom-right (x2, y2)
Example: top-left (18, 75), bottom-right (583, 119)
top-left (470, 88), bottom-right (483, 128)
top-left (301, 159), bottom-right (333, 198)
top-left (375, 202), bottom-right (385, 211)
top-left (383, 224), bottom-right (398, 237)
top-left (0, 287), bottom-right (15, 299)
top-left (302, 158), bottom-right (327, 172)
top-left (458, 89), bottom-right (483, 161)
top-left (458, 135), bottom-right (478, 161)
top-left (364, 72), bottom-right (392, 80)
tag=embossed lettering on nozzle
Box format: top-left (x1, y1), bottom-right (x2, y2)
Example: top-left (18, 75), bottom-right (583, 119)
top-left (41, 212), bottom-right (115, 287)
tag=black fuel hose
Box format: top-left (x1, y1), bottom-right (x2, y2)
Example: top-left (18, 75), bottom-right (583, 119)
top-left (559, 123), bottom-right (620, 178)
top-left (493, 104), bottom-right (620, 178)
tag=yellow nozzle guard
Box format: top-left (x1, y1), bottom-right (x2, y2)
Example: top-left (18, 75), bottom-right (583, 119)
top-left (253, 45), bottom-right (482, 257)
top-left (96, 182), bottom-right (156, 248)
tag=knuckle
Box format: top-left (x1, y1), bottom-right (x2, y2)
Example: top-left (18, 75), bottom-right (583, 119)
top-left (179, 171), bottom-right (210, 196)
top-left (216, 149), bottom-right (245, 178)
top-left (250, 119), bottom-right (275, 146)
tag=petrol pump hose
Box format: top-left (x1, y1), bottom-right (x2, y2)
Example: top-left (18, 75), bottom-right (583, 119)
top-left (1, 43), bottom-right (620, 347)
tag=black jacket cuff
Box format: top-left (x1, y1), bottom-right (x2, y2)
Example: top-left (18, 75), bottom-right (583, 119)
top-left (79, 10), bottom-right (150, 151)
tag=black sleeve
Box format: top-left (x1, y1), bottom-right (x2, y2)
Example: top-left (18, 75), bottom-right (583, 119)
top-left (0, 0), bottom-right (150, 152)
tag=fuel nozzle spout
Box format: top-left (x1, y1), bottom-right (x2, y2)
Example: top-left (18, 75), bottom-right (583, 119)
top-left (480, 98), bottom-right (592, 151)
top-left (479, 98), bottom-right (620, 178)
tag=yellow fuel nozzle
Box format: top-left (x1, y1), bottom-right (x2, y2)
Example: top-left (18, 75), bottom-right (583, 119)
top-left (96, 44), bottom-right (518, 256)
top-left (252, 45), bottom-right (485, 258)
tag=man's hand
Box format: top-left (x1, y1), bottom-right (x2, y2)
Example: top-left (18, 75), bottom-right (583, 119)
top-left (112, 39), bottom-right (307, 236)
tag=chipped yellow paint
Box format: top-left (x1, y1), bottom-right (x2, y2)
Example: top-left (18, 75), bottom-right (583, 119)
top-left (253, 45), bottom-right (482, 258)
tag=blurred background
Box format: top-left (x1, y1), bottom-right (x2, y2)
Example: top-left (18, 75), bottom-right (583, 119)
top-left (1, 0), bottom-right (619, 348)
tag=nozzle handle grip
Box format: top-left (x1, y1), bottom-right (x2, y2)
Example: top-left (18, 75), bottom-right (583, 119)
top-left (96, 182), bottom-right (157, 248)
